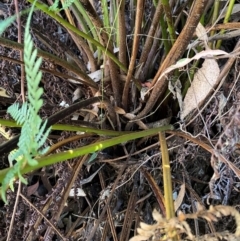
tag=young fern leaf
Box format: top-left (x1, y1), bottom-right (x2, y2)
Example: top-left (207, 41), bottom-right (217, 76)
top-left (62, 0), bottom-right (76, 10)
top-left (49, 0), bottom-right (60, 11)
top-left (1, 0), bottom-right (51, 203)
top-left (49, 0), bottom-right (76, 12)
top-left (7, 102), bottom-right (30, 125)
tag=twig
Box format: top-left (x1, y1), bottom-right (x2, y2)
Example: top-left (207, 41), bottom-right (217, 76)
top-left (6, 182), bottom-right (21, 241)
top-left (20, 194), bottom-right (67, 241)
top-left (122, 0), bottom-right (144, 110)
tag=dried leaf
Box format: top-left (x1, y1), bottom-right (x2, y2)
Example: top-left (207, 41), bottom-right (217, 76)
top-left (152, 209), bottom-right (163, 222)
top-left (114, 106), bottom-right (126, 114)
top-left (158, 49), bottom-right (228, 83)
top-left (27, 181), bottom-right (39, 196)
top-left (0, 87), bottom-right (11, 98)
top-left (140, 222), bottom-right (158, 231)
top-left (180, 58), bottom-right (220, 120)
top-left (195, 23), bottom-right (208, 43)
top-left (129, 235), bottom-right (150, 241)
top-left (174, 183), bottom-right (185, 211)
top-left (88, 69), bottom-right (103, 82)
top-left (137, 226), bottom-right (154, 236)
top-left (72, 87), bottom-right (82, 102)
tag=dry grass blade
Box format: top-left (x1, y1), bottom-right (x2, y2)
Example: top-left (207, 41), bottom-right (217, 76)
top-left (172, 178), bottom-right (216, 234)
top-left (25, 197), bottom-right (52, 241)
top-left (2, 1), bottom-right (240, 240)
top-left (98, 170), bottom-right (118, 241)
top-left (20, 194), bottom-right (67, 241)
top-left (117, 0), bottom-right (127, 71)
top-left (79, 0), bottom-right (122, 106)
top-left (140, 167), bottom-right (166, 217)
top-left (136, 1), bottom-right (163, 80)
top-left (119, 176), bottom-right (138, 241)
top-left (185, 38), bottom-right (240, 125)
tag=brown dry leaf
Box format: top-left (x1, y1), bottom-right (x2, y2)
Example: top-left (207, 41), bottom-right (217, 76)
top-left (195, 22), bottom-right (208, 43)
top-left (180, 58), bottom-right (220, 120)
top-left (174, 183), bottom-right (185, 211)
top-left (114, 106), bottom-right (126, 114)
top-left (27, 181), bottom-right (39, 196)
top-left (152, 208), bottom-right (163, 222)
top-left (157, 49), bottom-right (228, 84)
top-left (72, 87), bottom-right (82, 102)
top-left (180, 22), bottom-right (222, 120)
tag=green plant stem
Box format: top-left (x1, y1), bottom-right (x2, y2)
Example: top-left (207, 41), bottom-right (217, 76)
top-left (0, 96), bottom-right (113, 155)
top-left (161, 0), bottom-right (176, 45)
top-left (0, 54), bottom-right (94, 85)
top-left (101, 0), bottom-right (110, 31)
top-left (160, 12), bottom-right (170, 54)
top-left (209, 0), bottom-right (220, 49)
top-left (0, 118), bottom-right (132, 136)
top-left (0, 125), bottom-right (173, 184)
top-left (159, 131), bottom-right (176, 240)
top-left (73, 1), bottom-right (99, 53)
top-left (78, 0), bottom-right (123, 106)
top-left (27, 0), bottom-right (127, 72)
top-left (159, 132), bottom-right (175, 219)
top-left (216, 0), bottom-right (235, 49)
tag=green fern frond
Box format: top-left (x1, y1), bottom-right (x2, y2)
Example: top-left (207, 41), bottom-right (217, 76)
top-left (1, 0), bottom-right (51, 203)
top-left (36, 120), bottom-right (51, 147)
top-left (49, 0), bottom-right (76, 12)
top-left (24, 44), bottom-right (43, 116)
top-left (0, 8), bottom-right (31, 36)
top-left (49, 0), bottom-right (60, 11)
top-left (7, 103), bottom-right (30, 125)
top-left (61, 0), bottom-right (76, 10)
top-left (1, 158), bottom-right (27, 203)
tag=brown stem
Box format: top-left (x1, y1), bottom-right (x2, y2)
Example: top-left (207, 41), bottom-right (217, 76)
top-left (135, 1), bottom-right (163, 79)
top-left (133, 0), bottom-right (208, 121)
top-left (0, 54), bottom-right (94, 85)
top-left (122, 0), bottom-right (145, 110)
top-left (14, 0), bottom-right (25, 103)
top-left (0, 37), bottom-right (98, 89)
